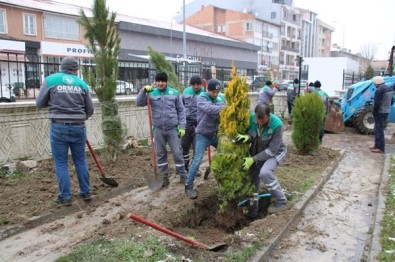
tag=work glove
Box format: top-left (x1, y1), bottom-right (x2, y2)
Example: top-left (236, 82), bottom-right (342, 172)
top-left (144, 85), bottom-right (153, 92)
top-left (235, 134), bottom-right (250, 143)
top-left (178, 128), bottom-right (186, 138)
top-left (242, 157), bottom-right (254, 171)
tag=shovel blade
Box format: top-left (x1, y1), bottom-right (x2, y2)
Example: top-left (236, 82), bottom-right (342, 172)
top-left (100, 177), bottom-right (118, 187)
top-left (147, 172), bottom-right (163, 191)
top-left (203, 167), bottom-right (210, 180)
top-left (207, 243), bottom-right (227, 252)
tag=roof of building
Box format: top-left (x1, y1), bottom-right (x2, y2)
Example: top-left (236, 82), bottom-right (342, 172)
top-left (2, 0), bottom-right (243, 43)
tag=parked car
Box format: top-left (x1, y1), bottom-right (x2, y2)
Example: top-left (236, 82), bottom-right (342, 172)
top-left (278, 80), bottom-right (293, 91)
top-left (250, 76), bottom-right (268, 90)
top-left (0, 85), bottom-right (16, 102)
top-left (115, 80), bottom-right (137, 95)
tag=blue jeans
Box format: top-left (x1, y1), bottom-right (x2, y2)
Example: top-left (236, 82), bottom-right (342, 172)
top-left (373, 113), bottom-right (388, 152)
top-left (186, 134), bottom-right (218, 186)
top-left (50, 123), bottom-right (90, 200)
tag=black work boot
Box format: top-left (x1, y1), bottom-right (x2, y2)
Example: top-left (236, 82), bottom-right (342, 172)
top-left (185, 185), bottom-right (197, 199)
top-left (162, 176), bottom-right (170, 188)
top-left (268, 202), bottom-right (288, 214)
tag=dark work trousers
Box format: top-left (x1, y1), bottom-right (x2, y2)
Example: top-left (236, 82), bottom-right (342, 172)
top-left (287, 96), bottom-right (294, 116)
top-left (373, 112), bottom-right (388, 152)
top-left (248, 157), bottom-right (286, 218)
top-left (181, 125), bottom-right (196, 171)
top-left (153, 127), bottom-right (187, 178)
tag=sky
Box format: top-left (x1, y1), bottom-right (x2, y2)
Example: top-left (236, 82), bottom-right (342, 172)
top-left (58, 0), bottom-right (395, 60)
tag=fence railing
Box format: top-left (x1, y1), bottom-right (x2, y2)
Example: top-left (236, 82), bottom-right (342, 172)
top-left (0, 52), bottom-right (235, 100)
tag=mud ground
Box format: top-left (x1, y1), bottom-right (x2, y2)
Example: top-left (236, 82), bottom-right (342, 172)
top-left (0, 128), bottom-right (355, 261)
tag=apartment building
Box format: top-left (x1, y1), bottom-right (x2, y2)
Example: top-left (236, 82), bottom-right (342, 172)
top-left (0, 0), bottom-right (259, 94)
top-left (184, 5), bottom-right (281, 78)
top-left (315, 19), bottom-right (335, 57)
top-left (182, 0), bottom-right (303, 80)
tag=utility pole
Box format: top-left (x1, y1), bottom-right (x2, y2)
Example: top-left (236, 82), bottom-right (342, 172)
top-left (296, 56), bottom-right (303, 96)
top-left (182, 0), bottom-right (186, 59)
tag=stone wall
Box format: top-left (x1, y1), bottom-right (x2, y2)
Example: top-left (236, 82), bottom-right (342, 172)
top-left (0, 92), bottom-right (288, 164)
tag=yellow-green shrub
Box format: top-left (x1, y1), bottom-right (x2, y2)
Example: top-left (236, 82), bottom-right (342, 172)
top-left (212, 66), bottom-right (254, 209)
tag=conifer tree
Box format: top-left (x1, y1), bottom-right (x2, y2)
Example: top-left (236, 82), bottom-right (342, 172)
top-left (79, 0), bottom-right (123, 162)
top-left (147, 47), bottom-right (184, 91)
top-left (211, 66), bottom-right (255, 209)
top-left (291, 93), bottom-right (325, 154)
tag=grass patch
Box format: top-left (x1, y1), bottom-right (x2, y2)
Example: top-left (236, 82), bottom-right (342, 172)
top-left (0, 168), bottom-right (23, 179)
top-left (378, 157), bottom-right (395, 261)
top-left (56, 236), bottom-right (169, 262)
top-left (278, 163), bottom-right (331, 204)
top-left (223, 243), bottom-right (261, 261)
top-left (0, 216), bottom-right (9, 226)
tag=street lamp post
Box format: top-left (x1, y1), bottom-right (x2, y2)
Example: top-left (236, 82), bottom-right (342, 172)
top-left (182, 0), bottom-right (186, 59)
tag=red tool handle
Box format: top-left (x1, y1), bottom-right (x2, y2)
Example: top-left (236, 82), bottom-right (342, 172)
top-left (86, 140), bottom-right (105, 176)
top-left (207, 146), bottom-right (212, 163)
top-left (129, 213), bottom-right (208, 249)
top-left (147, 94), bottom-right (157, 171)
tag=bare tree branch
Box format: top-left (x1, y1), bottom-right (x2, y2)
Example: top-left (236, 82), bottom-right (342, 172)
top-left (359, 43), bottom-right (379, 61)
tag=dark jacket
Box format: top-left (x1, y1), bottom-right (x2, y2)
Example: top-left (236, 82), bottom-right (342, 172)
top-left (182, 86), bottom-right (204, 127)
top-left (36, 71), bottom-right (94, 122)
top-left (195, 92), bottom-right (226, 136)
top-left (373, 83), bottom-right (393, 114)
top-left (247, 113), bottom-right (287, 164)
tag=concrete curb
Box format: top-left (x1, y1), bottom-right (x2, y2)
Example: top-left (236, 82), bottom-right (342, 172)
top-left (249, 149), bottom-right (346, 262)
top-left (368, 153), bottom-right (391, 261)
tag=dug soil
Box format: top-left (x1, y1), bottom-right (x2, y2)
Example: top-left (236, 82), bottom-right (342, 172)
top-left (0, 142), bottom-right (338, 261)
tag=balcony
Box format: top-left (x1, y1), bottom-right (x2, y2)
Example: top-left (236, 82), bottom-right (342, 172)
top-left (262, 31), bottom-right (273, 39)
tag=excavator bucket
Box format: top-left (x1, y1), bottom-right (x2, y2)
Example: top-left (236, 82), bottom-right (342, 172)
top-left (324, 100), bottom-right (345, 133)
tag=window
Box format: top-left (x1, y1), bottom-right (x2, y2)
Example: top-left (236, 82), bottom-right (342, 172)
top-left (0, 9), bottom-right (7, 34)
top-left (217, 25), bottom-right (225, 33)
top-left (23, 13), bottom-right (36, 35)
top-left (44, 14), bottom-right (79, 40)
top-left (246, 22), bottom-right (253, 31)
top-left (271, 12), bottom-right (276, 19)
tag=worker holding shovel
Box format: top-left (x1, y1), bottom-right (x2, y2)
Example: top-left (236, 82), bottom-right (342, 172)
top-left (236, 103), bottom-right (288, 219)
top-left (181, 75), bottom-right (204, 172)
top-left (185, 79), bottom-right (226, 199)
top-left (136, 72), bottom-right (188, 187)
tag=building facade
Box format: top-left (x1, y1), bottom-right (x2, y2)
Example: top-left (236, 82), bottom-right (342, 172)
top-left (0, 0), bottom-right (259, 98)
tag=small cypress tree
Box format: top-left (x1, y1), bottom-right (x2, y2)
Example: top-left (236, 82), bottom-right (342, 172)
top-left (291, 93), bottom-right (325, 154)
top-left (211, 66), bottom-right (254, 210)
top-left (147, 47), bottom-right (184, 92)
top-left (79, 0), bottom-right (123, 162)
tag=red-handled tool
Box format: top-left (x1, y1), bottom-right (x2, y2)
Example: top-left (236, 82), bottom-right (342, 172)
top-left (129, 213), bottom-right (227, 251)
top-left (86, 140), bottom-right (118, 187)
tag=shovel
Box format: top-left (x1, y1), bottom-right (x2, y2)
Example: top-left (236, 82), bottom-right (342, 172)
top-left (86, 139), bottom-right (118, 187)
top-left (146, 94), bottom-right (163, 191)
top-left (237, 193), bottom-right (271, 207)
top-left (203, 146), bottom-right (212, 180)
top-left (129, 213), bottom-right (227, 252)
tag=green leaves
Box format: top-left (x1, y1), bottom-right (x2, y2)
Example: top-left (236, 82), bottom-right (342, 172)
top-left (147, 47), bottom-right (184, 92)
top-left (212, 66), bottom-right (254, 210)
top-left (291, 93), bottom-right (325, 154)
